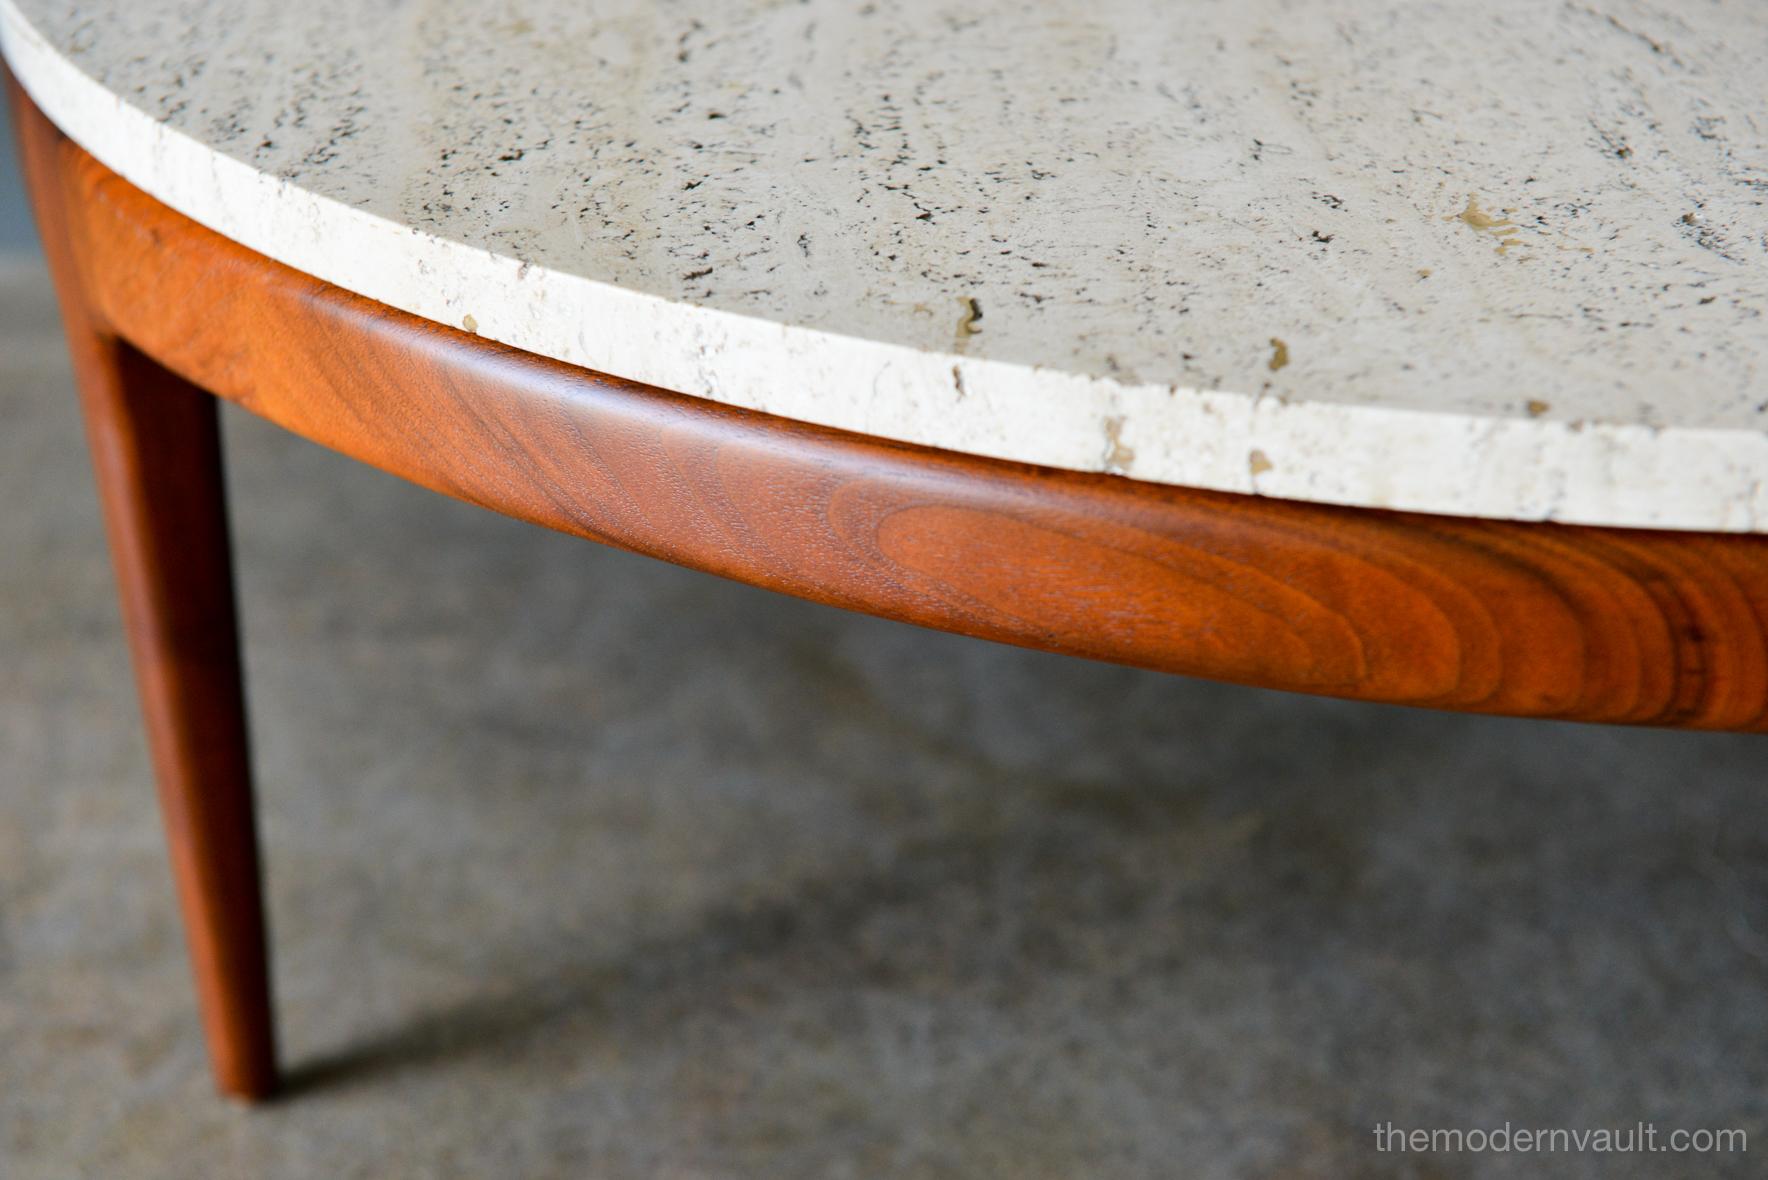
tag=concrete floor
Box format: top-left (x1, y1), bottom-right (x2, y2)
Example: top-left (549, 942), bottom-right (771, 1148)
top-left (0, 255), bottom-right (1763, 1178)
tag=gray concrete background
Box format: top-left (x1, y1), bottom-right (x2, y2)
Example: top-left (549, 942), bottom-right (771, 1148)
top-left (0, 83), bottom-right (35, 252)
top-left (0, 258), bottom-right (1764, 1178)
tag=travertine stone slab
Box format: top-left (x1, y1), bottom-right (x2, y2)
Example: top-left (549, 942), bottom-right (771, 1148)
top-left (5, 0), bottom-right (1766, 529)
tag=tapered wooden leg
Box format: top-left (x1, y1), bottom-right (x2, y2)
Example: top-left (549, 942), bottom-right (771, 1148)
top-left (9, 73), bottom-right (278, 1100)
top-left (78, 343), bottom-right (279, 1101)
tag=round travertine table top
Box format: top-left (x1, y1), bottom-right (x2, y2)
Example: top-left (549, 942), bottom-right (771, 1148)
top-left (4, 0), bottom-right (1767, 531)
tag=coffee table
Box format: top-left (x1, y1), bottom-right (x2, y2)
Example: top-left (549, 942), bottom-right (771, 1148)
top-left (5, 0), bottom-right (1765, 1100)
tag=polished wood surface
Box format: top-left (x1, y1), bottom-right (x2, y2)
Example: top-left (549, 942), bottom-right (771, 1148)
top-left (11, 79), bottom-right (278, 1099)
top-left (12, 82), bottom-right (1768, 733)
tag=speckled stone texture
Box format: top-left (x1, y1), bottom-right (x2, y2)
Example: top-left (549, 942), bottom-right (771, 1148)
top-left (0, 259), bottom-right (1764, 1177)
top-left (4, 0), bottom-right (1766, 529)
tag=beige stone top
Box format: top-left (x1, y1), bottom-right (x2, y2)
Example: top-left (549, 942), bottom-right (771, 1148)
top-left (5, 0), bottom-right (1766, 529)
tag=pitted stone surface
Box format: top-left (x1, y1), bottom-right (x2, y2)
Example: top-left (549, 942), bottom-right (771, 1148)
top-left (4, 0), bottom-right (1767, 528)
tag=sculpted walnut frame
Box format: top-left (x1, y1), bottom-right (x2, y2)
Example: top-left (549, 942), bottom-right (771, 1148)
top-left (9, 75), bottom-right (1768, 1099)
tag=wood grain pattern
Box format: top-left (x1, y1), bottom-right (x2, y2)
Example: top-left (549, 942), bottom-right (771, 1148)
top-left (14, 78), bottom-right (1768, 736)
top-left (11, 77), bottom-right (278, 1098)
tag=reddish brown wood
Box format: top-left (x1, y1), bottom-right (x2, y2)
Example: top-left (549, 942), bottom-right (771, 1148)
top-left (11, 76), bottom-right (277, 1100)
top-left (13, 83), bottom-right (1768, 732)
